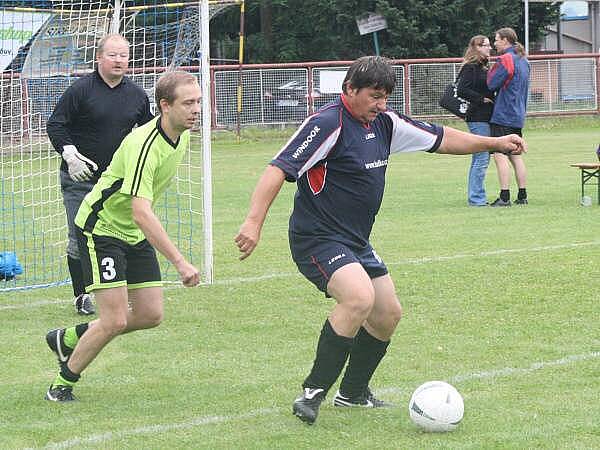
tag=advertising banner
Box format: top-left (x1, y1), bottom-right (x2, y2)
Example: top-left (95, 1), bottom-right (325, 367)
top-left (0, 9), bottom-right (51, 71)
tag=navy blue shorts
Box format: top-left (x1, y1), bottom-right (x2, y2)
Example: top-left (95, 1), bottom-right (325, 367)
top-left (289, 232), bottom-right (388, 296)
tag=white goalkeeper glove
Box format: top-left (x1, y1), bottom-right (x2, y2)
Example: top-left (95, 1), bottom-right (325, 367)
top-left (62, 145), bottom-right (98, 182)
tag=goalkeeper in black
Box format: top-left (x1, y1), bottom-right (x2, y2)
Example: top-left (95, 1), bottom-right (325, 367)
top-left (47, 34), bottom-right (153, 315)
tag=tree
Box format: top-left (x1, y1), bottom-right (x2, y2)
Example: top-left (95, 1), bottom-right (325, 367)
top-left (211, 0), bottom-right (559, 63)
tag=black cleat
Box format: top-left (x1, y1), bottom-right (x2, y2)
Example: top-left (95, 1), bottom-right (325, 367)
top-left (46, 328), bottom-right (73, 364)
top-left (514, 198), bottom-right (528, 205)
top-left (490, 198), bottom-right (511, 207)
top-left (333, 387), bottom-right (393, 408)
top-left (74, 294), bottom-right (95, 315)
top-left (45, 385), bottom-right (76, 402)
top-left (292, 388), bottom-right (326, 425)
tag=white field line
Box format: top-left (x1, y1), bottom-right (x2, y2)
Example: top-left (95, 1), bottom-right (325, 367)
top-left (0, 298), bottom-right (67, 310)
top-left (2, 241), bottom-right (599, 310)
top-left (387, 240), bottom-right (600, 265)
top-left (215, 240), bottom-right (600, 286)
top-left (33, 351), bottom-right (600, 450)
top-left (378, 351), bottom-right (600, 396)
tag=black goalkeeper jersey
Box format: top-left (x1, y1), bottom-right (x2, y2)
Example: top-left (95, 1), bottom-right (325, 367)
top-left (47, 70), bottom-right (153, 180)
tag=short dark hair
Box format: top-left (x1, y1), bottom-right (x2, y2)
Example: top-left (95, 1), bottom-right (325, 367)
top-left (342, 56), bottom-right (396, 95)
top-left (155, 71), bottom-right (199, 113)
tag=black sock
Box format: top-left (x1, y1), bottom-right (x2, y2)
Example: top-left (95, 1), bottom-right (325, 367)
top-left (338, 327), bottom-right (390, 398)
top-left (60, 363), bottom-right (80, 383)
top-left (67, 256), bottom-right (86, 297)
top-left (302, 319), bottom-right (354, 393)
top-left (75, 323), bottom-right (89, 338)
top-left (517, 188), bottom-right (527, 200)
top-left (500, 190), bottom-right (510, 202)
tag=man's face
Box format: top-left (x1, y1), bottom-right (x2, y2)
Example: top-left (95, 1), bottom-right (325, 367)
top-left (345, 85), bottom-right (389, 123)
top-left (97, 38), bottom-right (130, 81)
top-left (494, 34), bottom-right (510, 53)
top-left (162, 82), bottom-right (202, 131)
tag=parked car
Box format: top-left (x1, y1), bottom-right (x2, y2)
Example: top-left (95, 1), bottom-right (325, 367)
top-left (263, 80), bottom-right (321, 123)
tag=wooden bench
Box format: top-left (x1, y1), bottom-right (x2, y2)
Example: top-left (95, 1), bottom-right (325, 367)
top-left (570, 163), bottom-right (600, 205)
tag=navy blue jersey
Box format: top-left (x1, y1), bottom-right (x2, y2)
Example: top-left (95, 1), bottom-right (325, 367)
top-left (271, 95), bottom-right (444, 248)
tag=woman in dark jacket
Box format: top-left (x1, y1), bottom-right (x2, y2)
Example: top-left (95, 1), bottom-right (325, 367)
top-left (457, 35), bottom-right (495, 206)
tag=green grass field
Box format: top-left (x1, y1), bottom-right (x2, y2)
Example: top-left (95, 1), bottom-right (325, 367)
top-left (1, 116), bottom-right (599, 449)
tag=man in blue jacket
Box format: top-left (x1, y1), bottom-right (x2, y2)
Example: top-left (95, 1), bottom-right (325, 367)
top-left (487, 27), bottom-right (530, 206)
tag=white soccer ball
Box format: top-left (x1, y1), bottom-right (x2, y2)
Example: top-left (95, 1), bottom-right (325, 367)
top-left (408, 381), bottom-right (464, 432)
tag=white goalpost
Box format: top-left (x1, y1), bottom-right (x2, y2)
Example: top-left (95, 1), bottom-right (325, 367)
top-left (0, 0), bottom-right (238, 290)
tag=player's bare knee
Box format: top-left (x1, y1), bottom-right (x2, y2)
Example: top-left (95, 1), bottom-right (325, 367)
top-left (344, 289), bottom-right (375, 321)
top-left (389, 300), bottom-right (403, 325)
top-left (144, 310), bottom-right (163, 328)
top-left (99, 317), bottom-right (127, 337)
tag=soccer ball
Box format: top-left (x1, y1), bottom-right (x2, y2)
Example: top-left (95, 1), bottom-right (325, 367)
top-left (408, 381), bottom-right (464, 432)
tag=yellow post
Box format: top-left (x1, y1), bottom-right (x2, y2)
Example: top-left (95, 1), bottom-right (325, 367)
top-left (236, 0), bottom-right (245, 142)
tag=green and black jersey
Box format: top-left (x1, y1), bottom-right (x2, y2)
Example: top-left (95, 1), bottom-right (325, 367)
top-left (75, 116), bottom-right (189, 245)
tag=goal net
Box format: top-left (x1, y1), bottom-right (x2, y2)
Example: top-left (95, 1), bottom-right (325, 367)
top-left (0, 0), bottom-right (236, 291)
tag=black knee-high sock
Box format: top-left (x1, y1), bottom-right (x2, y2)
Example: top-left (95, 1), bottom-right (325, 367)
top-left (338, 327), bottom-right (390, 398)
top-left (302, 319), bottom-right (354, 393)
top-left (67, 256), bottom-right (85, 297)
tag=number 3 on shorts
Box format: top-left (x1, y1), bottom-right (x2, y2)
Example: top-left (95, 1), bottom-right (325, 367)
top-left (101, 257), bottom-right (117, 281)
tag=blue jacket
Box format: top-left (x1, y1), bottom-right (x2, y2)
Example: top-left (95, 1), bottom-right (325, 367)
top-left (487, 47), bottom-right (530, 128)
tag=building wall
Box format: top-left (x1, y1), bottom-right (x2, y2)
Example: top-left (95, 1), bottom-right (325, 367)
top-left (541, 1), bottom-right (600, 53)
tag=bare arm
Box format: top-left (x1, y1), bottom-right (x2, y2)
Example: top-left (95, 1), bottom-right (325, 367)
top-left (132, 196), bottom-right (199, 286)
top-left (437, 126), bottom-right (527, 155)
top-left (235, 164), bottom-right (287, 260)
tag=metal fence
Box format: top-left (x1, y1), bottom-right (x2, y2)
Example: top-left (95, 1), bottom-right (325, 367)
top-left (212, 53), bottom-right (600, 128)
top-left (0, 53), bottom-right (598, 141)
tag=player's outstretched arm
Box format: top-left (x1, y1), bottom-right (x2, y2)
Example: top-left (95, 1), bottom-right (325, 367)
top-left (132, 196), bottom-right (199, 287)
top-left (437, 126), bottom-right (527, 156)
top-left (235, 164), bottom-right (286, 260)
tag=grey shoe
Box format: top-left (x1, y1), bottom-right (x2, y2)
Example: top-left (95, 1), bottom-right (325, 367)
top-left (45, 385), bottom-right (76, 402)
top-left (74, 294), bottom-right (95, 315)
top-left (514, 198), bottom-right (528, 205)
top-left (490, 198), bottom-right (511, 207)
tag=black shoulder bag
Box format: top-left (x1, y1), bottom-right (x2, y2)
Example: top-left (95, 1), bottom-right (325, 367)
top-left (439, 67), bottom-right (470, 119)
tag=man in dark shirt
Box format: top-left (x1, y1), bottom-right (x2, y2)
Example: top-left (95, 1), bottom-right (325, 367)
top-left (235, 56), bottom-right (526, 425)
top-left (47, 34), bottom-right (153, 315)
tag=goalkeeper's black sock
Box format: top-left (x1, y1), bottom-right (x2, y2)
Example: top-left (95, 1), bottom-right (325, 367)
top-left (500, 190), bottom-right (510, 202)
top-left (302, 319), bottom-right (353, 393)
top-left (338, 327), bottom-right (389, 398)
top-left (67, 256), bottom-right (86, 297)
top-left (517, 188), bottom-right (527, 200)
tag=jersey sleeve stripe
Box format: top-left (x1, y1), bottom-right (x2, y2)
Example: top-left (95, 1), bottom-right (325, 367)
top-left (384, 111), bottom-right (443, 154)
top-left (130, 128), bottom-right (159, 196)
top-left (272, 115), bottom-right (315, 160)
top-left (271, 104), bottom-right (338, 160)
top-left (296, 127), bottom-right (341, 178)
top-left (82, 179), bottom-right (124, 233)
